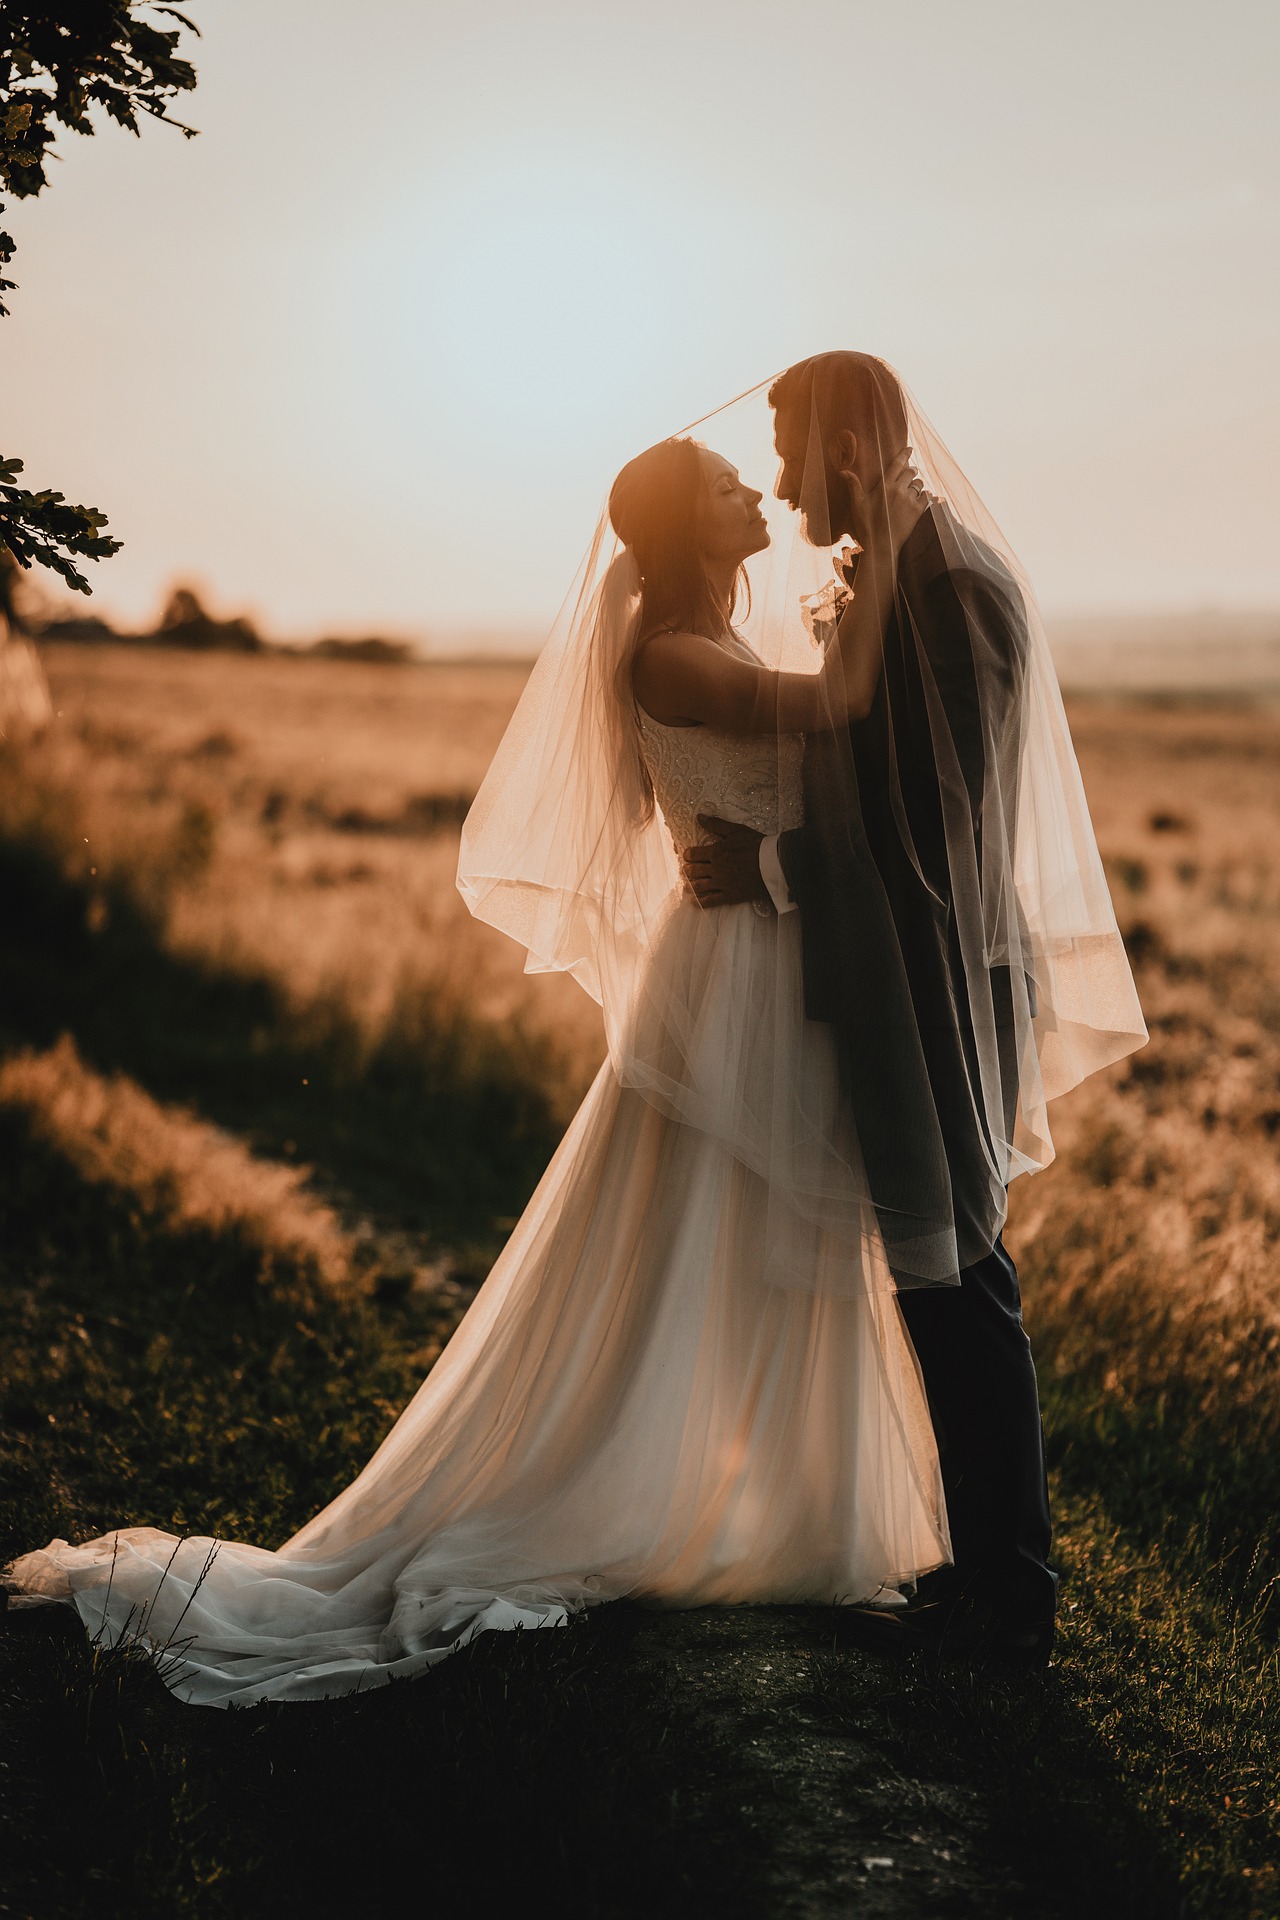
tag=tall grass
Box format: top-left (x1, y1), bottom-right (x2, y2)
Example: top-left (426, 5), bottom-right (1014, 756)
top-left (0, 1035), bottom-right (358, 1289)
top-left (2, 656), bottom-right (1279, 1914)
top-left (1010, 698), bottom-right (1280, 1622)
top-left (26, 643), bottom-right (603, 1079)
top-left (1002, 696), bottom-right (1280, 1911)
top-left (0, 824), bottom-right (568, 1273)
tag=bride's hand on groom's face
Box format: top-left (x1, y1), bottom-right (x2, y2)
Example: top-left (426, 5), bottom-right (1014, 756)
top-left (682, 817), bottom-right (769, 909)
top-left (862, 447), bottom-right (932, 552)
top-left (840, 446), bottom-right (930, 557)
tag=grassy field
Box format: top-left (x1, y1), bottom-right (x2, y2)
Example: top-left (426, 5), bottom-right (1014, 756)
top-left (1, 645), bottom-right (1278, 1917)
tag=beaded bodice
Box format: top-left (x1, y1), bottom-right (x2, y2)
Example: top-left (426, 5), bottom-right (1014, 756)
top-left (636, 708), bottom-right (804, 854)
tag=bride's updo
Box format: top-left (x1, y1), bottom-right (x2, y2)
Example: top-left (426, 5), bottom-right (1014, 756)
top-left (608, 437), bottom-right (725, 643)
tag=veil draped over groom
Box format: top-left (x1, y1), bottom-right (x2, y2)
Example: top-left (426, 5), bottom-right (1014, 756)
top-left (460, 361), bottom-right (1146, 1297)
top-left (6, 354), bottom-right (1150, 1698)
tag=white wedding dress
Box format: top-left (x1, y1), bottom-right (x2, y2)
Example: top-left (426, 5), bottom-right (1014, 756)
top-left (7, 703), bottom-right (949, 1706)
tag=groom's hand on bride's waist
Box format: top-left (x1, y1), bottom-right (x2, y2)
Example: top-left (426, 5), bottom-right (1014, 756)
top-left (683, 816), bottom-right (770, 909)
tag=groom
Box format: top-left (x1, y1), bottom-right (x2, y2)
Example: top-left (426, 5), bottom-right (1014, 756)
top-left (683, 351), bottom-right (1056, 1666)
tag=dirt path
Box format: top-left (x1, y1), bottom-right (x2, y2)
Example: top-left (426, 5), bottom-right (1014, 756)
top-left (622, 1606), bottom-right (1035, 1918)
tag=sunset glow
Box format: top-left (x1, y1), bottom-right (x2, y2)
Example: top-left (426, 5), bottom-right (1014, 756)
top-left (3, 0), bottom-right (1276, 642)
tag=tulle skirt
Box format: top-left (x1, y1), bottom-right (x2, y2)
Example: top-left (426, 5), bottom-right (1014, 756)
top-left (6, 900), bottom-right (949, 1706)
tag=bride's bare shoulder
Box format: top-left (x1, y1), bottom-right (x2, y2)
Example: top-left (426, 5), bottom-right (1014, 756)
top-left (634, 628), bottom-right (721, 683)
top-left (634, 627), bottom-right (702, 686)
top-left (632, 629), bottom-right (724, 727)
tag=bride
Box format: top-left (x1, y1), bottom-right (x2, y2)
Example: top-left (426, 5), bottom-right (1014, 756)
top-left (5, 366), bottom-right (1142, 1705)
top-left (2, 357), bottom-right (1143, 1697)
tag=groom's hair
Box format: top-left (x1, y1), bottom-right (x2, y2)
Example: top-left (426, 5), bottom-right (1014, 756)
top-left (769, 352), bottom-right (909, 473)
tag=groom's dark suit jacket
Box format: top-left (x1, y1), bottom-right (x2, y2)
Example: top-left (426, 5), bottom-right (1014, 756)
top-left (777, 504), bottom-right (1030, 1279)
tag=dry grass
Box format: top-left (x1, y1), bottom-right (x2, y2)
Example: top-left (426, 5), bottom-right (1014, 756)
top-left (1007, 697), bottom-right (1280, 1655)
top-left (1009, 697), bottom-right (1280, 1401)
top-left (29, 645), bottom-right (1280, 1276)
top-left (4, 649), bottom-right (1280, 1911)
top-left (0, 1035), bottom-right (356, 1290)
top-left (21, 650), bottom-right (1280, 1397)
top-left (32, 643), bottom-right (603, 1089)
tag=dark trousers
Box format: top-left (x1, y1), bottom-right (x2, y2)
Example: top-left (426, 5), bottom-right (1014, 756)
top-left (897, 1236), bottom-right (1057, 1628)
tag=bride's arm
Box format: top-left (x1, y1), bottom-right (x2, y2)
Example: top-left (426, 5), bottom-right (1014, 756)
top-left (633, 619), bottom-right (882, 736)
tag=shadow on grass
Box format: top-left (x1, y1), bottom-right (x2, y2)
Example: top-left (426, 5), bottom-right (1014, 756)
top-left (0, 1602), bottom-right (768, 1920)
top-left (806, 1608), bottom-right (1186, 1918)
top-left (0, 827), bottom-right (1266, 1916)
top-left (0, 1105), bottom-right (423, 1557)
top-left (0, 1082), bottom-right (1187, 1919)
top-left (1037, 1329), bottom-right (1280, 1642)
top-left (0, 1114), bottom-right (768, 1920)
top-left (0, 835), bottom-right (565, 1260)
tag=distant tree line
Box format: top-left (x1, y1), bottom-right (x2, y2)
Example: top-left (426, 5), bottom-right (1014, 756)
top-left (39, 582), bottom-right (416, 664)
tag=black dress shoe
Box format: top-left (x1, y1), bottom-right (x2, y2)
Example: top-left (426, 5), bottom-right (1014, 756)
top-left (842, 1593), bottom-right (1054, 1670)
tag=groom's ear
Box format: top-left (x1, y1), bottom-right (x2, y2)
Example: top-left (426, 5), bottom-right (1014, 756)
top-left (830, 427), bottom-right (859, 477)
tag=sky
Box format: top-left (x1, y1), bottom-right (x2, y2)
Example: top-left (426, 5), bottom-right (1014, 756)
top-left (4, 0), bottom-right (1278, 646)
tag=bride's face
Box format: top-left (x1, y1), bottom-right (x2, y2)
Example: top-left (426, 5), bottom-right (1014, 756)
top-left (695, 451), bottom-right (770, 566)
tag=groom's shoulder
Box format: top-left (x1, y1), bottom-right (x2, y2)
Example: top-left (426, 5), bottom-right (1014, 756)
top-left (909, 504), bottom-right (1003, 587)
top-left (904, 514), bottom-right (1029, 675)
top-left (912, 511), bottom-right (1023, 616)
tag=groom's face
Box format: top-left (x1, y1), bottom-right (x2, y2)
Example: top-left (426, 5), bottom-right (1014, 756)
top-left (771, 403), bottom-right (855, 545)
top-left (771, 409), bottom-right (812, 515)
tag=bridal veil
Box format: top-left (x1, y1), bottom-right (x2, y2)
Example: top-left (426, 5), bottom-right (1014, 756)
top-left (459, 354), bottom-right (1147, 1291)
top-left (6, 353), bottom-right (1144, 1705)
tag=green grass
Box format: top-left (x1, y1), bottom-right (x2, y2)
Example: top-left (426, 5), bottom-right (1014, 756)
top-left (1036, 1260), bottom-right (1280, 1637)
top-left (0, 1104), bottom-right (775, 1920)
top-left (0, 831), bottom-right (565, 1268)
top-left (1, 826), bottom-right (1279, 1916)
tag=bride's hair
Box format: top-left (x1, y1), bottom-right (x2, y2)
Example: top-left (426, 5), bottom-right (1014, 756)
top-left (604, 437), bottom-right (750, 828)
top-left (608, 437), bottom-right (747, 643)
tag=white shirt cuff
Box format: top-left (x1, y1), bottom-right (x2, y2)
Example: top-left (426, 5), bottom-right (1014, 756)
top-left (759, 834), bottom-right (797, 914)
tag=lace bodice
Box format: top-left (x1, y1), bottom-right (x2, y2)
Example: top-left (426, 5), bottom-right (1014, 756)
top-left (636, 709), bottom-right (804, 853)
